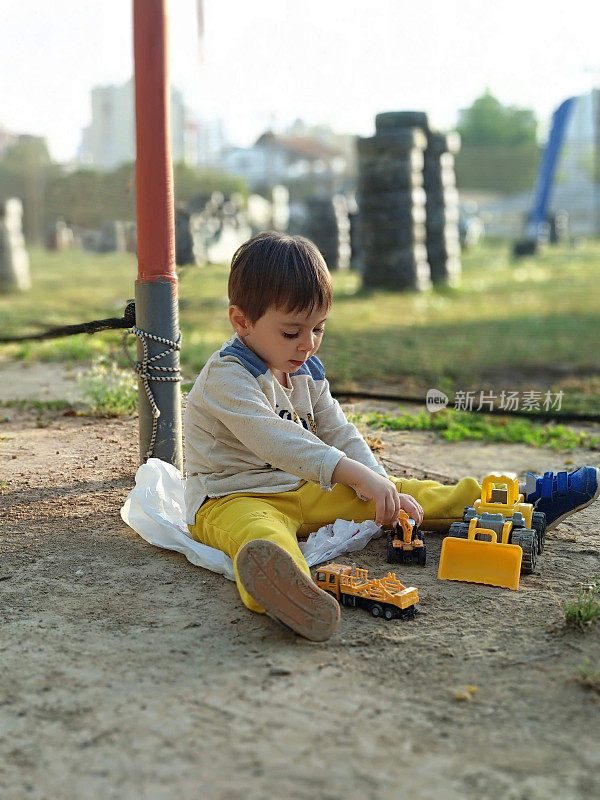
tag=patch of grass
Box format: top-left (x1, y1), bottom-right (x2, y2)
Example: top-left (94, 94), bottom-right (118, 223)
top-left (78, 358), bottom-right (138, 417)
top-left (348, 408), bottom-right (600, 451)
top-left (1, 398), bottom-right (74, 411)
top-left (3, 242), bottom-right (600, 414)
top-left (576, 659), bottom-right (600, 693)
top-left (13, 333), bottom-right (114, 363)
top-left (564, 577), bottom-right (600, 629)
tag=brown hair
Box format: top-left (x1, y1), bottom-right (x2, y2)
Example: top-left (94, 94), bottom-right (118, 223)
top-left (228, 231), bottom-right (333, 325)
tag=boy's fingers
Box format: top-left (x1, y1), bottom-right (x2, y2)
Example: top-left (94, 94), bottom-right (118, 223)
top-left (411, 501), bottom-right (423, 525)
top-left (403, 497), bottom-right (423, 525)
top-left (375, 497), bottom-right (385, 526)
top-left (380, 493), bottom-right (394, 526)
top-left (385, 494), bottom-right (394, 525)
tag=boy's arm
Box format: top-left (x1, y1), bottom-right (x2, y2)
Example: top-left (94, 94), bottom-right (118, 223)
top-left (191, 359), bottom-right (347, 491)
top-left (312, 377), bottom-right (388, 478)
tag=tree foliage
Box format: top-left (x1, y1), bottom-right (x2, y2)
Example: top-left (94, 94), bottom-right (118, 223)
top-left (0, 140), bottom-right (247, 234)
top-left (458, 90), bottom-right (538, 147)
top-left (172, 162), bottom-right (246, 206)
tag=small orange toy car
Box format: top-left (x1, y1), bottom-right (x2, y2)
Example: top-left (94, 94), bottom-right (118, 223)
top-left (386, 509), bottom-right (426, 566)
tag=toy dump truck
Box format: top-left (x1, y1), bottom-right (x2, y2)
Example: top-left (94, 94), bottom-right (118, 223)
top-left (314, 563), bottom-right (419, 620)
top-left (386, 510), bottom-right (426, 565)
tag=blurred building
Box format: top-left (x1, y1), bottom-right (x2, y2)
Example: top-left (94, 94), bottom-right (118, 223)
top-left (77, 79), bottom-right (226, 170)
top-left (197, 118), bottom-right (227, 167)
top-left (222, 129), bottom-right (347, 191)
top-left (0, 126), bottom-right (19, 159)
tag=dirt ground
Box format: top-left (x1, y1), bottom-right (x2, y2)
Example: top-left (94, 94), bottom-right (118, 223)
top-left (1, 396), bottom-right (600, 800)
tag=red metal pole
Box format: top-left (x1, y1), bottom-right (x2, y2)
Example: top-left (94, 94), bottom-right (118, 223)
top-left (134, 0), bottom-right (175, 281)
top-left (132, 0), bottom-right (183, 470)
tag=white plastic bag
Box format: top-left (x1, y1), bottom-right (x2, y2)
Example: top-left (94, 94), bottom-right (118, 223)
top-left (299, 518), bottom-right (382, 564)
top-left (120, 459), bottom-right (382, 581)
top-left (120, 458), bottom-right (235, 580)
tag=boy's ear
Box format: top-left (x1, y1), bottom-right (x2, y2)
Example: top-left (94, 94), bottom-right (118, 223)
top-left (229, 305), bottom-right (252, 334)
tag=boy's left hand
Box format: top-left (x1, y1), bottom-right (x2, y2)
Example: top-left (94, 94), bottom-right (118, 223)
top-left (398, 493), bottom-right (424, 527)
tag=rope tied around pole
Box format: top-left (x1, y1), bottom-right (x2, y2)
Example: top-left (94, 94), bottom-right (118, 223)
top-left (130, 325), bottom-right (182, 461)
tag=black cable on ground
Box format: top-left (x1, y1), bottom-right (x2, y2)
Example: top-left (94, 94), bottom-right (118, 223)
top-left (0, 301), bottom-right (136, 343)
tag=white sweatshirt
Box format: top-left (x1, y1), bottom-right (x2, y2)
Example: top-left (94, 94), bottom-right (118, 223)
top-left (183, 331), bottom-right (387, 524)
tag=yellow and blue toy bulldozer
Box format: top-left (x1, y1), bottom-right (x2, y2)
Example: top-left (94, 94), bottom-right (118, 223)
top-left (437, 474), bottom-right (546, 590)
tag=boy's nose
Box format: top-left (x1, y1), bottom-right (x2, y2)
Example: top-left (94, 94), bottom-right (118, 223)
top-left (298, 335), bottom-right (315, 353)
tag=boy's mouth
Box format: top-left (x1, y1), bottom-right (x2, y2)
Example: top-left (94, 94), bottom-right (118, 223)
top-left (290, 359), bottom-right (304, 366)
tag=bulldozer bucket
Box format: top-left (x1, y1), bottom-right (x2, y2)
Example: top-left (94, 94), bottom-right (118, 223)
top-left (437, 527), bottom-right (523, 590)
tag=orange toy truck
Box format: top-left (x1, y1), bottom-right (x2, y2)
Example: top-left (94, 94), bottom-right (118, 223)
top-left (314, 563), bottom-right (419, 620)
top-left (386, 509), bottom-right (426, 565)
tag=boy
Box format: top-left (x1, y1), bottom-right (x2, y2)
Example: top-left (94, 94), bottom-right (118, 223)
top-left (184, 232), bottom-right (600, 642)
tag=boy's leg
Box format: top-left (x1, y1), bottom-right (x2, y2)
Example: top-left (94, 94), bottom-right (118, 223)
top-left (295, 481), bottom-right (378, 536)
top-left (295, 475), bottom-right (482, 534)
top-left (188, 493), bottom-right (339, 640)
top-left (189, 494), bottom-right (307, 612)
top-left (395, 476), bottom-right (482, 531)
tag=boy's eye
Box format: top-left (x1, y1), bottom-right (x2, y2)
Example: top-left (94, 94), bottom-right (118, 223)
top-left (283, 327), bottom-right (325, 339)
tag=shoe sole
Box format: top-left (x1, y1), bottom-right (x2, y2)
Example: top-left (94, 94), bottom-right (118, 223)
top-left (236, 540), bottom-right (340, 642)
top-left (545, 467), bottom-right (600, 532)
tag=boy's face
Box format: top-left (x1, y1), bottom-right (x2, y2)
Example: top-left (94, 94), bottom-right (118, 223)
top-left (229, 303), bottom-right (329, 374)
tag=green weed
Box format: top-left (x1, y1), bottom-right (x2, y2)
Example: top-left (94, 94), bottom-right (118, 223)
top-left (576, 659), bottom-right (600, 693)
top-left (564, 577), bottom-right (600, 629)
top-left (348, 409), bottom-right (599, 451)
top-left (78, 358), bottom-right (138, 417)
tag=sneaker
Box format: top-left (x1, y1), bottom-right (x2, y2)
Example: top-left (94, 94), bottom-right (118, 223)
top-left (523, 467), bottom-right (600, 531)
top-left (236, 540), bottom-right (340, 642)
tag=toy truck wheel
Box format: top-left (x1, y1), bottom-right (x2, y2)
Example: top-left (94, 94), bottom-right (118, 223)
top-left (448, 522), bottom-right (469, 538)
top-left (400, 606), bottom-right (417, 620)
top-left (383, 606), bottom-right (396, 621)
top-left (512, 529), bottom-right (537, 574)
top-left (370, 603), bottom-right (383, 618)
top-left (417, 541), bottom-right (427, 565)
top-left (531, 511), bottom-right (546, 554)
top-left (386, 533), bottom-right (400, 563)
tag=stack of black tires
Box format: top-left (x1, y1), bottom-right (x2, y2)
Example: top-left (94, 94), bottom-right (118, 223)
top-left (298, 197), bottom-right (340, 271)
top-left (424, 131), bottom-right (462, 285)
top-left (357, 113), bottom-right (430, 290)
top-left (356, 110), bottom-right (462, 289)
top-left (348, 209), bottom-right (363, 274)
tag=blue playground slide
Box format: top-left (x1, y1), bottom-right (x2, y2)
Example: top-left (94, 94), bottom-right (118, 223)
top-left (522, 96), bottom-right (576, 242)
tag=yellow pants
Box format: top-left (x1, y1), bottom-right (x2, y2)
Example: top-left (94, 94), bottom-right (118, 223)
top-left (188, 474), bottom-right (482, 614)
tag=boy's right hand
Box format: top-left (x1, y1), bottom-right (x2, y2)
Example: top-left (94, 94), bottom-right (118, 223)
top-left (346, 463), bottom-right (421, 527)
top-left (332, 457), bottom-right (424, 527)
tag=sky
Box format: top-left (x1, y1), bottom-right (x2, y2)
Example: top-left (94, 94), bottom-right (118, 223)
top-left (1, 0), bottom-right (599, 163)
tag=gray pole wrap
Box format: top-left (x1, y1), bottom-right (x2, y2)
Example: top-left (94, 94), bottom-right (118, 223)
top-left (134, 279), bottom-right (183, 472)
